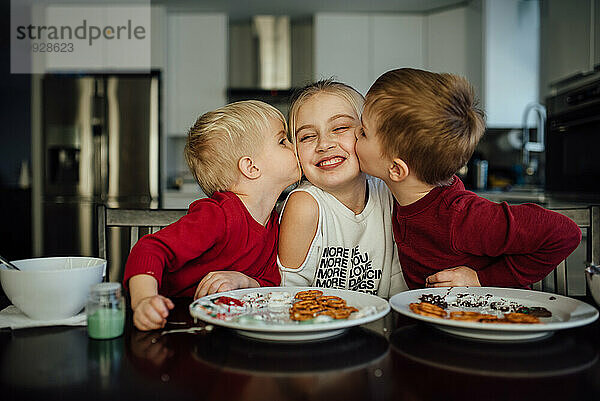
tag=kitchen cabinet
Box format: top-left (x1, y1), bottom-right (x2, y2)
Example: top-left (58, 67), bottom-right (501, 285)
top-left (314, 13), bottom-right (425, 95)
top-left (540, 0), bottom-right (592, 96)
top-left (163, 13), bottom-right (226, 206)
top-left (314, 3), bottom-right (539, 127)
top-left (372, 15), bottom-right (426, 84)
top-left (314, 14), bottom-right (371, 95)
top-left (27, 5), bottom-right (161, 73)
top-left (166, 13), bottom-right (227, 135)
top-left (429, 1), bottom-right (539, 128)
top-left (427, 5), bottom-right (483, 107)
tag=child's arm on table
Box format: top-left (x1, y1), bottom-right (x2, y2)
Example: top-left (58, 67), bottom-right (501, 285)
top-left (278, 191), bottom-right (319, 284)
top-left (124, 202), bottom-right (227, 330)
top-left (425, 266), bottom-right (480, 287)
top-left (130, 274), bottom-right (174, 331)
top-left (194, 271), bottom-right (260, 299)
top-left (451, 201), bottom-right (582, 287)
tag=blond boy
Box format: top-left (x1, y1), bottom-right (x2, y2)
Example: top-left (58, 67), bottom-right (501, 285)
top-left (356, 68), bottom-right (581, 289)
top-left (124, 100), bottom-right (299, 330)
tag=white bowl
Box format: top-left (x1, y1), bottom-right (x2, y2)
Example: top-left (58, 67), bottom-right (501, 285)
top-left (0, 257), bottom-right (105, 320)
top-left (586, 266), bottom-right (600, 307)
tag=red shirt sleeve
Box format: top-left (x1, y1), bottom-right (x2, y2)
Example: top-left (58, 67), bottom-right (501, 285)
top-left (450, 199), bottom-right (582, 287)
top-left (123, 202), bottom-right (227, 289)
top-left (252, 244), bottom-right (281, 286)
top-left (250, 212), bottom-right (281, 287)
top-left (253, 266), bottom-right (281, 287)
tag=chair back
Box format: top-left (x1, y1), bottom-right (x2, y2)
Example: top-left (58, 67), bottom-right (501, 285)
top-left (533, 206), bottom-right (599, 295)
top-left (97, 205), bottom-right (187, 281)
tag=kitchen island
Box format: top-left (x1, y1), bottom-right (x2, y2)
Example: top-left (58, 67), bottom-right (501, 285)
top-left (1, 296), bottom-right (599, 401)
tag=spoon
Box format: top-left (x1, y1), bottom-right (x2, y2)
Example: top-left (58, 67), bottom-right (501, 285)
top-left (0, 254), bottom-right (20, 270)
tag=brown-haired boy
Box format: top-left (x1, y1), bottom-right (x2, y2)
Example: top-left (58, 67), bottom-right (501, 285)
top-left (356, 68), bottom-right (581, 289)
top-left (124, 100), bottom-right (299, 330)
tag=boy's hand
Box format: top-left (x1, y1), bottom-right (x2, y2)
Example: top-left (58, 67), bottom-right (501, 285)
top-left (425, 266), bottom-right (481, 287)
top-left (133, 295), bottom-right (174, 331)
top-left (194, 271), bottom-right (260, 299)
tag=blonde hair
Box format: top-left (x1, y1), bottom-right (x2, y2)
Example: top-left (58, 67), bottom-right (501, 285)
top-left (365, 68), bottom-right (485, 186)
top-left (288, 79), bottom-right (364, 144)
top-left (184, 100), bottom-right (287, 196)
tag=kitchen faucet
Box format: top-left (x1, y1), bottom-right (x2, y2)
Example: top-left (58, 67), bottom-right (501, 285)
top-left (521, 102), bottom-right (546, 179)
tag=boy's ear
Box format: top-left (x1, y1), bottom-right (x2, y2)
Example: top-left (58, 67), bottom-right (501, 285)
top-left (238, 156), bottom-right (261, 180)
top-left (388, 158), bottom-right (409, 182)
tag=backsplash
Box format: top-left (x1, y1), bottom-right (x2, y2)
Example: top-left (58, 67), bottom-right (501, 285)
top-left (463, 128), bottom-right (545, 190)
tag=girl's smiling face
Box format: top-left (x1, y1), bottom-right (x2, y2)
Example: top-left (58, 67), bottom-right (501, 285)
top-left (294, 93), bottom-right (363, 192)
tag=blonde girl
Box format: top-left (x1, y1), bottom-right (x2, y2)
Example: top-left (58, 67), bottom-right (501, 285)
top-left (277, 80), bottom-right (407, 298)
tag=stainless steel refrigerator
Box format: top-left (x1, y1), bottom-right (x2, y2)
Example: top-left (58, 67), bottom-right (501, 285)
top-left (38, 73), bottom-right (160, 281)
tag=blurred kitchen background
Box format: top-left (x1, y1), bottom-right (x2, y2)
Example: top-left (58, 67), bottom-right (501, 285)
top-left (1, 0), bottom-right (598, 292)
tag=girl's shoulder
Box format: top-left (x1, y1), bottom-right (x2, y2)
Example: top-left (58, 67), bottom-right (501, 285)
top-left (290, 181), bottom-right (334, 207)
top-left (281, 185), bottom-right (319, 223)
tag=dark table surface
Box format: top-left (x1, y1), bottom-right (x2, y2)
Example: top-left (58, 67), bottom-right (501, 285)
top-left (1, 295), bottom-right (600, 401)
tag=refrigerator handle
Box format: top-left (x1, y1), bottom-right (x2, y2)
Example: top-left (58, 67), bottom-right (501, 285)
top-left (92, 78), bottom-right (107, 200)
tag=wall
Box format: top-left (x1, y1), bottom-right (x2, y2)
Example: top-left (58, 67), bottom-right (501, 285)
top-left (314, 13), bottom-right (426, 95)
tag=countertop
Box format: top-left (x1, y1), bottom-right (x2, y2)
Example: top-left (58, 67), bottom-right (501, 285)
top-left (163, 186), bottom-right (600, 210)
top-left (473, 187), bottom-right (600, 207)
top-left (2, 296), bottom-right (600, 401)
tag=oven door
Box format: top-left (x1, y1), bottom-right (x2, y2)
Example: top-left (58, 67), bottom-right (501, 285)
top-left (545, 108), bottom-right (600, 197)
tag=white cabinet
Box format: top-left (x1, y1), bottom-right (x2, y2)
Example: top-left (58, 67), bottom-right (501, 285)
top-left (427, 6), bottom-right (483, 102)
top-left (166, 13), bottom-right (227, 135)
top-left (314, 13), bottom-right (425, 95)
top-left (31, 4), bottom-right (156, 73)
top-left (428, 0), bottom-right (539, 128)
top-left (163, 13), bottom-right (227, 204)
top-left (315, 4), bottom-right (539, 128)
top-left (372, 15), bottom-right (426, 79)
top-left (314, 14), bottom-right (371, 95)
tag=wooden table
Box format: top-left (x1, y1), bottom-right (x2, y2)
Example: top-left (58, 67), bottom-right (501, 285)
top-left (1, 297), bottom-right (600, 401)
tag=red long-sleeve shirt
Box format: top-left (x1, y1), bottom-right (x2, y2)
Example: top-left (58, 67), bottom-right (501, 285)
top-left (123, 191), bottom-right (281, 297)
top-left (393, 177), bottom-right (582, 289)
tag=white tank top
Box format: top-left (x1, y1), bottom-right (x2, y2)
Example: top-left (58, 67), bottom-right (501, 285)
top-left (278, 176), bottom-right (408, 298)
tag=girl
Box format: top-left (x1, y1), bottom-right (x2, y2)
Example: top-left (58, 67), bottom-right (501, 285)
top-left (278, 80), bottom-right (408, 298)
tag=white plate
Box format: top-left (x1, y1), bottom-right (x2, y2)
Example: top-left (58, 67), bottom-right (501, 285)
top-left (189, 287), bottom-right (390, 342)
top-left (389, 287), bottom-right (599, 342)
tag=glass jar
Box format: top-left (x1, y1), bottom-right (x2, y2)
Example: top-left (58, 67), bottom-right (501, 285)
top-left (86, 282), bottom-right (125, 340)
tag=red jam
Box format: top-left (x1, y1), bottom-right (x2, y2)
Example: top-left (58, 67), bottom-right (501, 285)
top-left (214, 296), bottom-right (244, 307)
